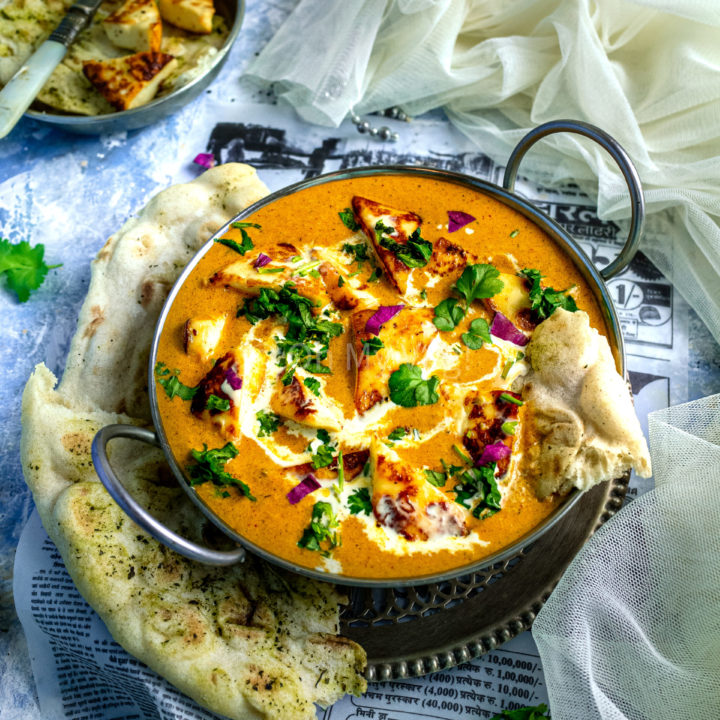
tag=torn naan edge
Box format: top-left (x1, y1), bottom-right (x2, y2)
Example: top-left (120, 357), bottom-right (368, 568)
top-left (20, 164), bottom-right (367, 720)
top-left (521, 308), bottom-right (651, 498)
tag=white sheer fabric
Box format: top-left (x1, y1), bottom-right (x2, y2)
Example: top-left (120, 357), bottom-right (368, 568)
top-left (533, 395), bottom-right (720, 719)
top-left (246, 0), bottom-right (720, 345)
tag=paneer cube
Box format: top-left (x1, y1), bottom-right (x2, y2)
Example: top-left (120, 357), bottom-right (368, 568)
top-left (82, 51), bottom-right (177, 111)
top-left (268, 373), bottom-right (344, 432)
top-left (103, 0), bottom-right (162, 53)
top-left (157, 0), bottom-right (215, 34)
top-left (183, 315), bottom-right (226, 361)
top-left (483, 272), bottom-right (535, 333)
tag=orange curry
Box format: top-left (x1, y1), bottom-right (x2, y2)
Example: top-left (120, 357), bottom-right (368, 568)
top-left (155, 174), bottom-right (608, 580)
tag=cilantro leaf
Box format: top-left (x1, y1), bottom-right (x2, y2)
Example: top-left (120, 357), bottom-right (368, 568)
top-left (452, 463), bottom-right (501, 519)
top-left (216, 233), bottom-right (253, 255)
top-left (339, 208), bottom-right (360, 232)
top-left (388, 363), bottom-right (440, 407)
top-left (376, 222), bottom-right (433, 269)
top-left (367, 267), bottom-right (382, 283)
top-left (424, 469), bottom-right (447, 487)
top-left (520, 268), bottom-right (578, 321)
top-left (342, 242), bottom-right (370, 267)
top-left (256, 410), bottom-right (281, 437)
top-left (154, 362), bottom-right (197, 401)
top-left (433, 297), bottom-right (466, 331)
top-left (348, 488), bottom-right (372, 516)
top-left (231, 222), bottom-right (261, 229)
top-left (388, 427), bottom-right (408, 441)
top-left (461, 318), bottom-right (491, 349)
top-left (206, 394), bottom-right (230, 412)
top-left (454, 263), bottom-right (504, 305)
top-left (0, 238), bottom-right (61, 303)
top-left (297, 501), bottom-right (340, 557)
top-left (362, 336), bottom-right (384, 356)
top-left (187, 442), bottom-right (255, 500)
top-left (303, 377), bottom-right (321, 396)
top-left (310, 429), bottom-right (335, 469)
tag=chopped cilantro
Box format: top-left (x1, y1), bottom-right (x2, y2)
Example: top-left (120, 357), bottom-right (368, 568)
top-left (0, 238), bottom-right (61, 302)
top-left (317, 429), bottom-right (331, 444)
top-left (297, 501), bottom-right (340, 557)
top-left (424, 469), bottom-right (447, 487)
top-left (461, 317), bottom-right (491, 349)
top-left (154, 362), bottom-right (197, 401)
top-left (388, 427), bottom-right (408, 441)
top-left (433, 297), bottom-right (465, 331)
top-left (388, 363), bottom-right (440, 407)
top-left (520, 268), bottom-right (578, 321)
top-left (303, 377), bottom-right (321, 396)
top-left (509, 229), bottom-right (520, 238)
top-left (337, 275), bottom-right (345, 287)
top-left (454, 263), bottom-right (504, 306)
top-left (256, 410), bottom-right (281, 437)
top-left (231, 222), bottom-right (261, 229)
top-left (336, 448), bottom-right (345, 492)
top-left (338, 208), bottom-right (360, 232)
top-left (342, 242), bottom-right (370, 267)
top-left (216, 235), bottom-right (253, 255)
top-left (420, 288), bottom-right (428, 301)
top-left (376, 222), bottom-right (433, 269)
top-left (310, 429), bottom-right (335, 469)
top-left (489, 704), bottom-right (550, 720)
top-left (186, 442), bottom-right (255, 500)
top-left (499, 392), bottom-right (524, 406)
top-left (367, 267), bottom-right (382, 283)
top-left (206, 394), bottom-right (230, 412)
top-left (361, 336), bottom-right (384, 356)
top-left (452, 463), bottom-right (501, 519)
top-left (348, 488), bottom-right (372, 516)
top-left (363, 461), bottom-right (371, 476)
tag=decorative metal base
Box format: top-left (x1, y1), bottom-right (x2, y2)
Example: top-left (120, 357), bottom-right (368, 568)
top-left (340, 474), bottom-right (628, 681)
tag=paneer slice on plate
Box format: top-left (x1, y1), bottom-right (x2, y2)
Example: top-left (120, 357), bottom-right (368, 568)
top-left (183, 315), bottom-right (226, 361)
top-left (483, 271), bottom-right (535, 334)
top-left (82, 52), bottom-right (177, 111)
top-left (462, 390), bottom-right (522, 477)
top-left (268, 371), bottom-right (344, 432)
top-left (352, 196), bottom-right (423, 296)
top-left (157, 0), bottom-right (215, 33)
top-left (350, 306), bottom-right (438, 414)
top-left (103, 0), bottom-right (162, 53)
top-left (210, 242), bottom-right (331, 309)
top-left (370, 441), bottom-right (467, 541)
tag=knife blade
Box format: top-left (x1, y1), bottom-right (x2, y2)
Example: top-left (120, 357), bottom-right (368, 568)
top-left (0, 0), bottom-right (105, 139)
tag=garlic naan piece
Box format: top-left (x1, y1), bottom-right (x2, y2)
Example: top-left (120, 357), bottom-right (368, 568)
top-left (522, 309), bottom-right (651, 498)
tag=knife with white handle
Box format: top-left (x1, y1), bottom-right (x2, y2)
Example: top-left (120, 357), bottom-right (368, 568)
top-left (0, 0), bottom-right (104, 140)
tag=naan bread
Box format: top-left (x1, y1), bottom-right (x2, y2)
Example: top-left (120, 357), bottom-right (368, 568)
top-left (521, 308), bottom-right (652, 498)
top-left (20, 164), bottom-right (367, 719)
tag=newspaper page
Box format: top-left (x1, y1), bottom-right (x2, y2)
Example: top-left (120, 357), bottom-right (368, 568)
top-left (15, 103), bottom-right (688, 719)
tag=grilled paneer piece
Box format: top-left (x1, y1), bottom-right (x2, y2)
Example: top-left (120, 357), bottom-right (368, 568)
top-left (484, 272), bottom-right (535, 333)
top-left (462, 390), bottom-right (521, 477)
top-left (103, 0), bottom-right (162, 53)
top-left (191, 351), bottom-right (243, 439)
top-left (268, 373), bottom-right (344, 431)
top-left (289, 449), bottom-right (370, 482)
top-left (82, 51), bottom-right (177, 111)
top-left (183, 315), bottom-right (226, 361)
top-left (370, 442), bottom-right (467, 541)
top-left (350, 306), bottom-right (438, 414)
top-left (157, 0), bottom-right (214, 33)
top-left (352, 196), bottom-right (424, 296)
top-left (426, 236), bottom-right (467, 279)
top-left (317, 260), bottom-right (375, 311)
top-left (210, 243), bottom-right (331, 310)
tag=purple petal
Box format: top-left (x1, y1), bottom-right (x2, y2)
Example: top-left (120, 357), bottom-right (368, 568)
top-left (490, 312), bottom-right (529, 346)
top-left (286, 474), bottom-right (321, 505)
top-left (365, 305), bottom-right (404, 335)
top-left (193, 153), bottom-right (216, 170)
top-left (224, 365), bottom-right (243, 390)
top-left (447, 210), bottom-right (476, 233)
top-left (253, 253), bottom-right (272, 269)
top-left (477, 441), bottom-right (511, 466)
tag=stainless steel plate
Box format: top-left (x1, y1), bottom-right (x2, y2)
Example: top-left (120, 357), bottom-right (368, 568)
top-left (341, 473), bottom-right (628, 680)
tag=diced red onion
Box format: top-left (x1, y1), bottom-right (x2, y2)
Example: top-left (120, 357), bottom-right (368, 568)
top-left (224, 365), bottom-right (243, 390)
top-left (477, 441), bottom-right (511, 467)
top-left (490, 311), bottom-right (529, 347)
top-left (447, 210), bottom-right (476, 233)
top-left (286, 474), bottom-right (321, 505)
top-left (193, 152), bottom-right (216, 170)
top-left (253, 253), bottom-right (272, 269)
top-left (365, 305), bottom-right (404, 335)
